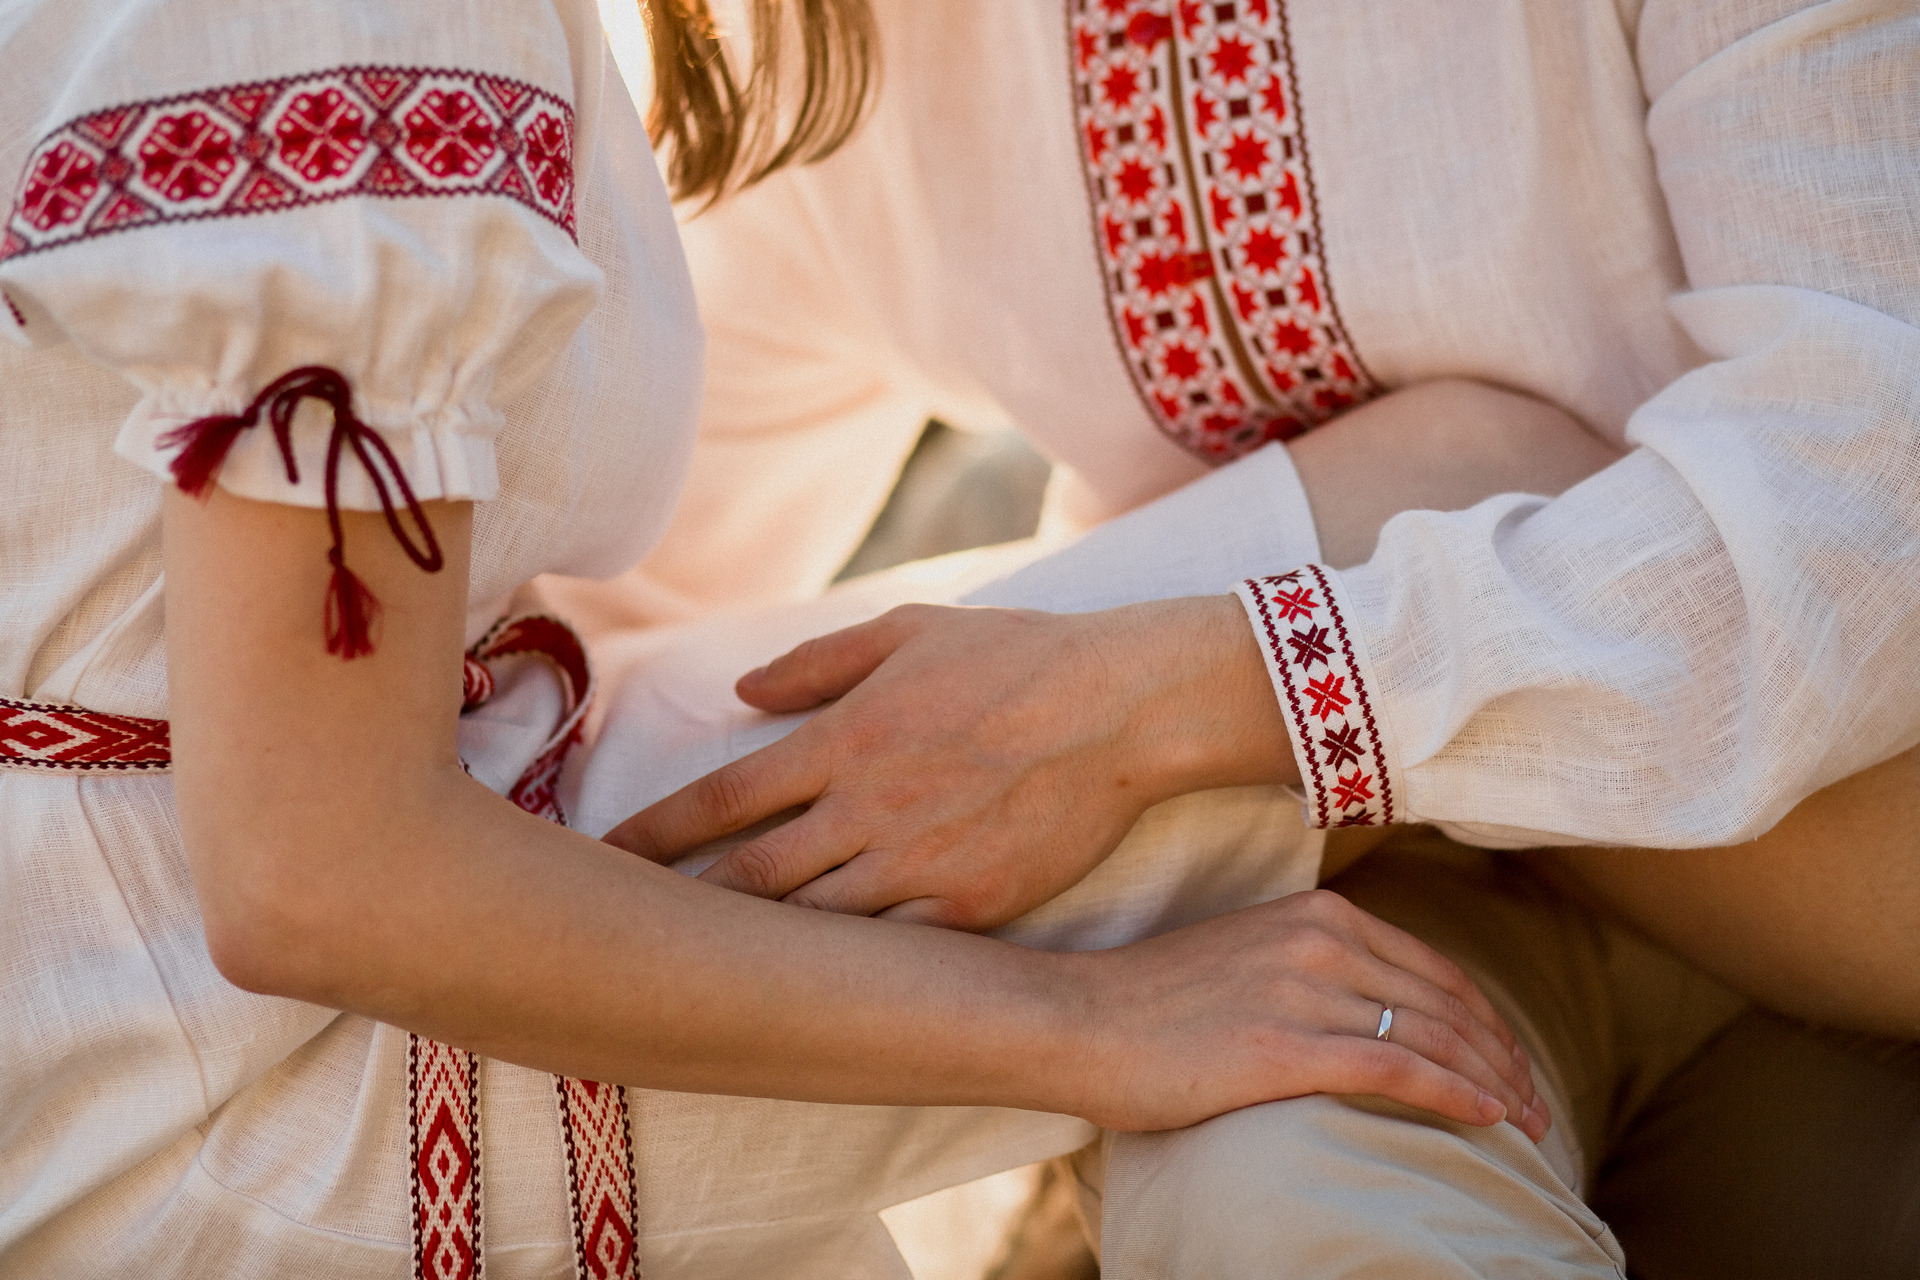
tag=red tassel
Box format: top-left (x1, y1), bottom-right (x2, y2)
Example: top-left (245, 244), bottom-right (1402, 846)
top-left (324, 552), bottom-right (380, 660)
top-left (158, 414), bottom-right (251, 499)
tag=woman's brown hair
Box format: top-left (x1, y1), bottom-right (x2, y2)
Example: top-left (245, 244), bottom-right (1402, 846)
top-left (643, 0), bottom-right (878, 205)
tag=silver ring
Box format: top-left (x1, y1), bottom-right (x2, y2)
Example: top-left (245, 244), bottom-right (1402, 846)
top-left (1375, 1007), bottom-right (1394, 1041)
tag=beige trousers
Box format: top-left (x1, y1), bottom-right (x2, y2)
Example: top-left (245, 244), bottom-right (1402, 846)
top-left (1070, 830), bottom-right (1747, 1280)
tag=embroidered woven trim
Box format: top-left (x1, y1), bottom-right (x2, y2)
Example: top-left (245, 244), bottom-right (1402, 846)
top-left (0, 697), bottom-right (171, 773)
top-left (1067, 0), bottom-right (1374, 461)
top-left (1238, 567), bottom-right (1396, 827)
top-left (410, 1036), bottom-right (483, 1280)
top-left (2, 65), bottom-right (575, 263)
top-left (410, 612), bottom-right (638, 1279)
top-left (556, 1078), bottom-right (641, 1280)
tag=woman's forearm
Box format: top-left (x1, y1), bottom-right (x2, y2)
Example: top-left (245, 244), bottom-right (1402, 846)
top-left (1540, 745), bottom-right (1920, 1040)
top-left (223, 764), bottom-right (1091, 1110)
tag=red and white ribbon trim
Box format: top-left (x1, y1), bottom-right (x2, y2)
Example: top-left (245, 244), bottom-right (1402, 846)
top-left (1238, 566), bottom-right (1397, 828)
top-left (3, 64), bottom-right (574, 264)
top-left (0, 697), bottom-right (171, 773)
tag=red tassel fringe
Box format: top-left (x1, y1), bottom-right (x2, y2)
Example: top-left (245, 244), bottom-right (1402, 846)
top-left (324, 553), bottom-right (380, 660)
top-left (158, 414), bottom-right (251, 499)
top-left (157, 367), bottom-right (442, 662)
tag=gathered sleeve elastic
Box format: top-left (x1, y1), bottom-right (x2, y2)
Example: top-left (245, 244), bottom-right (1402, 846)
top-left (0, 0), bottom-right (606, 515)
top-left (1238, 0), bottom-right (1920, 846)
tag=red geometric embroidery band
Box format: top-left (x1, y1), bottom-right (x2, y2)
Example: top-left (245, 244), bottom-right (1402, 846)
top-left (1238, 567), bottom-right (1396, 828)
top-left (0, 697), bottom-right (171, 773)
top-left (1067, 0), bottom-right (1375, 462)
top-left (3, 65), bottom-right (574, 264)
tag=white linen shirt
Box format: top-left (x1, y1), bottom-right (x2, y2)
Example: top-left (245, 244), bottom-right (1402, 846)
top-left (606, 0), bottom-right (1920, 849)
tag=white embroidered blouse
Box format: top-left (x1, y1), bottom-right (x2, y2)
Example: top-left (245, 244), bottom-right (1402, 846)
top-left (611, 0), bottom-right (1920, 850)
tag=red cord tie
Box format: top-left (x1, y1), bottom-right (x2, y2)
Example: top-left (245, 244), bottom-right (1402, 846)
top-left (156, 366), bottom-right (445, 659)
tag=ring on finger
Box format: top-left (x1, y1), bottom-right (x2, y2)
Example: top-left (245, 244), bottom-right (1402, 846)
top-left (1375, 1006), bottom-right (1395, 1042)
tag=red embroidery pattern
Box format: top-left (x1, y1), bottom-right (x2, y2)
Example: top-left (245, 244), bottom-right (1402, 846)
top-left (1067, 0), bottom-right (1374, 460)
top-left (556, 1078), bottom-right (641, 1280)
top-left (1240, 567), bottom-right (1394, 827)
top-left (410, 614), bottom-right (638, 1279)
top-left (465, 614), bottom-right (595, 824)
top-left (2, 66), bottom-right (575, 264)
top-left (0, 698), bottom-right (171, 773)
top-left (410, 1036), bottom-right (483, 1280)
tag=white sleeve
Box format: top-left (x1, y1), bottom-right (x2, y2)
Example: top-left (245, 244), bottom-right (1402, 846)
top-left (1238, 0), bottom-right (1920, 846)
top-left (0, 0), bottom-right (606, 517)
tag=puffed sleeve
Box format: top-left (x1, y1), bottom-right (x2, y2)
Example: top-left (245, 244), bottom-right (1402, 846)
top-left (0, 0), bottom-right (604, 527)
top-left (1236, 0), bottom-right (1920, 845)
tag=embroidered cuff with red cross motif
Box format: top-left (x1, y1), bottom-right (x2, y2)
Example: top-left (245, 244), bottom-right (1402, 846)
top-left (1236, 566), bottom-right (1400, 829)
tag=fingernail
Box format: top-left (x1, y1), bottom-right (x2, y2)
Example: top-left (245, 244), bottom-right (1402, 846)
top-left (1477, 1091), bottom-right (1506, 1124)
top-left (742, 666), bottom-right (768, 683)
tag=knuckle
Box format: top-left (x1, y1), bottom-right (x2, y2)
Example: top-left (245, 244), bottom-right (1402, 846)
top-left (721, 841), bottom-right (790, 897)
top-left (1296, 888), bottom-right (1353, 922)
top-left (1284, 923), bottom-right (1346, 969)
top-left (702, 763), bottom-right (761, 827)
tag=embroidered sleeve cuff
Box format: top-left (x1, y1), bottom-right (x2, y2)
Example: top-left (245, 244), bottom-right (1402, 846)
top-left (1236, 567), bottom-right (1401, 828)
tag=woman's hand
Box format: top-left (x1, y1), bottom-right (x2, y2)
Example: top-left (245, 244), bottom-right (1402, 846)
top-left (1064, 889), bottom-right (1550, 1139)
top-left (603, 594), bottom-right (1297, 929)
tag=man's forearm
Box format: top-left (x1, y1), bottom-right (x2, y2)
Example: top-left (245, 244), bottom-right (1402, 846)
top-left (1539, 745), bottom-right (1920, 1040)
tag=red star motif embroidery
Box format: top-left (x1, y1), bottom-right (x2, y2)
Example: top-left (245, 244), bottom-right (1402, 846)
top-left (1269, 582), bottom-right (1317, 622)
top-left (1209, 34), bottom-right (1257, 84)
top-left (1319, 723), bottom-right (1365, 771)
top-left (1102, 63), bottom-right (1142, 112)
top-left (1304, 672), bottom-right (1351, 721)
top-left (1242, 224), bottom-right (1287, 274)
top-left (1272, 318), bottom-right (1313, 355)
top-left (1329, 769), bottom-right (1375, 810)
top-left (1285, 623), bottom-right (1334, 668)
top-left (1222, 129), bottom-right (1270, 182)
top-left (1115, 156), bottom-right (1157, 204)
top-left (1162, 342), bottom-right (1202, 380)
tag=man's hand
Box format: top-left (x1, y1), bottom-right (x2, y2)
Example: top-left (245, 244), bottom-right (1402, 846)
top-left (603, 595), bottom-right (1297, 929)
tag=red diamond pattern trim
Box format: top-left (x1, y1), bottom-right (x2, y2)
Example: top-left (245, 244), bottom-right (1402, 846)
top-left (411, 1035), bottom-right (483, 1280)
top-left (1067, 0), bottom-right (1374, 461)
top-left (0, 697), bottom-right (171, 773)
top-left (1237, 566), bottom-right (1396, 828)
top-left (557, 1078), bottom-right (640, 1280)
top-left (2, 65), bottom-right (575, 264)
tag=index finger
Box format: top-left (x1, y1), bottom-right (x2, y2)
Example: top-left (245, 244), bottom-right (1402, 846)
top-left (602, 738), bottom-right (828, 864)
